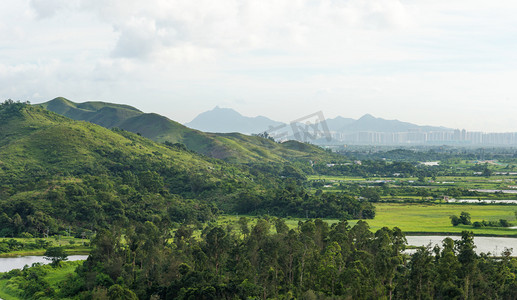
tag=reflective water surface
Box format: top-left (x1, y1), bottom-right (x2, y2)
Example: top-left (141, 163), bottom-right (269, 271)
top-left (406, 236), bottom-right (517, 256)
top-left (0, 255), bottom-right (88, 273)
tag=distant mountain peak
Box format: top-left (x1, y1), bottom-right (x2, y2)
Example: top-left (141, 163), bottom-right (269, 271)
top-left (186, 107), bottom-right (283, 134)
top-left (358, 113), bottom-right (376, 120)
top-left (210, 106), bottom-right (241, 114)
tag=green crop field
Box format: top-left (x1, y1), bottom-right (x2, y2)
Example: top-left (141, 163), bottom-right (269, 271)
top-left (354, 203), bottom-right (517, 236)
top-left (0, 237), bottom-right (89, 257)
top-left (216, 203), bottom-right (517, 237)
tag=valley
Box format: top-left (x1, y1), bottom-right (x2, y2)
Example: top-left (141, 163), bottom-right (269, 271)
top-left (1, 99), bottom-right (516, 298)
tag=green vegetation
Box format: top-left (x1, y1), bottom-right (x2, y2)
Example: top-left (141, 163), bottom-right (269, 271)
top-left (0, 101), bottom-right (251, 234)
top-left (0, 237), bottom-right (89, 257)
top-left (0, 260), bottom-right (83, 299)
top-left (40, 97), bottom-right (335, 164)
top-left (3, 99), bottom-right (517, 298)
top-left (219, 202), bottom-right (517, 236)
top-left (43, 247), bottom-right (68, 267)
top-left (233, 181), bottom-right (374, 219)
top-left (0, 101), bottom-right (363, 237)
top-left (357, 203), bottom-right (517, 236)
top-left (5, 219), bottom-right (515, 299)
top-left (451, 212), bottom-right (472, 226)
top-left (0, 280), bottom-right (20, 300)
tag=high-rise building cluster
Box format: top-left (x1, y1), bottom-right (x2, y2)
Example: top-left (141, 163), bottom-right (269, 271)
top-left (330, 129), bottom-right (517, 145)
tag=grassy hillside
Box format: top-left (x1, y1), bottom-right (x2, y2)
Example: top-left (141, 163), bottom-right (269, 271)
top-left (208, 133), bottom-right (329, 163)
top-left (0, 101), bottom-right (259, 235)
top-left (40, 97), bottom-right (142, 128)
top-left (0, 103), bottom-right (235, 184)
top-left (40, 97), bottom-right (333, 163)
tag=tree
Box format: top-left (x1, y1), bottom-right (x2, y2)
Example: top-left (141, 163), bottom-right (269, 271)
top-left (204, 226), bottom-right (230, 275)
top-left (459, 212), bottom-right (471, 225)
top-left (455, 231), bottom-right (477, 299)
top-left (418, 175), bottom-right (426, 183)
top-left (435, 238), bottom-right (463, 299)
top-left (318, 241), bottom-right (343, 294)
top-left (451, 212), bottom-right (471, 226)
top-left (274, 218), bottom-right (289, 235)
top-left (405, 246), bottom-right (435, 299)
top-left (238, 217), bottom-right (250, 237)
top-left (499, 219), bottom-right (510, 227)
top-left (361, 188), bottom-right (381, 202)
top-left (107, 284), bottom-right (138, 300)
top-left (450, 215), bottom-right (461, 226)
top-left (253, 131), bottom-right (275, 141)
top-left (44, 247), bottom-right (68, 267)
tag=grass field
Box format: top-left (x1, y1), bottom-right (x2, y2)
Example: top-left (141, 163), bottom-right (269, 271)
top-left (0, 247), bottom-right (90, 258)
top-left (355, 203), bottom-right (517, 236)
top-left (0, 237), bottom-right (90, 257)
top-left (217, 203), bottom-right (517, 237)
top-left (0, 261), bottom-right (83, 300)
top-left (44, 261), bottom-right (83, 291)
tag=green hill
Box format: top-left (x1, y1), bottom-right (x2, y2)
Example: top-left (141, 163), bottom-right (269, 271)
top-left (40, 97), bottom-right (332, 163)
top-left (0, 101), bottom-right (257, 236)
top-left (40, 97), bottom-right (142, 127)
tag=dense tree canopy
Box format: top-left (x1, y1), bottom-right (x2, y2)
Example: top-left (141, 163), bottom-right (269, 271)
top-left (17, 221), bottom-right (510, 299)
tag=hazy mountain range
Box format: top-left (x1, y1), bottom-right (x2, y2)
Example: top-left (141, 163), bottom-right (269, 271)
top-left (186, 106), bottom-right (452, 134)
top-left (40, 98), bottom-right (457, 149)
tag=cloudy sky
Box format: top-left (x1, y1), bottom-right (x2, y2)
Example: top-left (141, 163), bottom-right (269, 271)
top-left (1, 0), bottom-right (517, 131)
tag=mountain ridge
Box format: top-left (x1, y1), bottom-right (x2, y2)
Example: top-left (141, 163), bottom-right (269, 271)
top-left (338, 113), bottom-right (452, 133)
top-left (186, 107), bottom-right (453, 135)
top-left (39, 97), bottom-right (332, 164)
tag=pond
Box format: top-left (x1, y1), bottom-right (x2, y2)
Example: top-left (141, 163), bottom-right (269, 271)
top-left (0, 255), bottom-right (88, 273)
top-left (406, 236), bottom-right (517, 256)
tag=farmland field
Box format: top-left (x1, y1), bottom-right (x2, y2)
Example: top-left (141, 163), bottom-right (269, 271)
top-left (352, 203), bottom-right (517, 236)
top-left (218, 203), bottom-right (517, 236)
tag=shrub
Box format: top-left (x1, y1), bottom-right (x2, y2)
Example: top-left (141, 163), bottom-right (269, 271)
top-left (499, 219), bottom-right (510, 227)
top-left (20, 232), bottom-right (33, 238)
top-left (472, 221), bottom-right (483, 228)
top-left (450, 215), bottom-right (461, 226)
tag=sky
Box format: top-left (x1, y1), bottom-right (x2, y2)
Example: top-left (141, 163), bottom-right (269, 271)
top-left (1, 0), bottom-right (517, 132)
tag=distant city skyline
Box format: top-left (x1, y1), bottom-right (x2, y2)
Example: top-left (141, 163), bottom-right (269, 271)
top-left (328, 130), bottom-right (517, 146)
top-left (185, 106), bottom-right (517, 144)
top-left (2, 1), bottom-right (517, 132)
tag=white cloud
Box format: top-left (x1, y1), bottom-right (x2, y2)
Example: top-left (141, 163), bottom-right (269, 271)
top-left (1, 0), bottom-right (516, 131)
top-left (29, 0), bottom-right (77, 18)
top-left (63, 0), bottom-right (414, 61)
